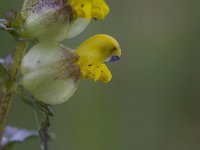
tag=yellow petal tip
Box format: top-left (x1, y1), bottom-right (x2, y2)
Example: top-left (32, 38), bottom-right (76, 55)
top-left (68, 0), bottom-right (110, 20)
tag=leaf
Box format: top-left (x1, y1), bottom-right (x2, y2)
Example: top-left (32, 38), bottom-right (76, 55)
top-left (0, 19), bottom-right (9, 25)
top-left (35, 101), bottom-right (53, 150)
top-left (19, 90), bottom-right (54, 150)
top-left (0, 126), bottom-right (38, 150)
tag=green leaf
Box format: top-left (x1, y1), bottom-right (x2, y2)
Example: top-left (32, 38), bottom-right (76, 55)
top-left (0, 126), bottom-right (38, 150)
top-left (35, 101), bottom-right (53, 150)
top-left (19, 90), bottom-right (54, 150)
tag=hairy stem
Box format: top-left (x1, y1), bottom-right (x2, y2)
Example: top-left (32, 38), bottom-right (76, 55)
top-left (0, 92), bottom-right (13, 141)
top-left (0, 41), bottom-right (28, 144)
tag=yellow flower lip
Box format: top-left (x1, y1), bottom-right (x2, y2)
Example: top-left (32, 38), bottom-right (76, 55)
top-left (75, 34), bottom-right (121, 83)
top-left (68, 0), bottom-right (110, 20)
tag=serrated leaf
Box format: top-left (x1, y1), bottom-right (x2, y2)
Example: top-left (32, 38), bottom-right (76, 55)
top-left (19, 90), bottom-right (54, 116)
top-left (19, 90), bottom-right (54, 150)
top-left (0, 126), bottom-right (38, 150)
top-left (35, 101), bottom-right (53, 150)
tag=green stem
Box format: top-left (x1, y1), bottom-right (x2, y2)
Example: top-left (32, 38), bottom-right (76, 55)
top-left (0, 41), bottom-right (28, 144)
top-left (10, 42), bottom-right (28, 81)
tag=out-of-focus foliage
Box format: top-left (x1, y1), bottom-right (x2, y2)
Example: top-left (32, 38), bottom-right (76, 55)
top-left (1, 0), bottom-right (200, 150)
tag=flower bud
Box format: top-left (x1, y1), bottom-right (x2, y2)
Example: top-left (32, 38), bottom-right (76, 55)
top-left (21, 0), bottom-right (90, 41)
top-left (20, 42), bottom-right (80, 105)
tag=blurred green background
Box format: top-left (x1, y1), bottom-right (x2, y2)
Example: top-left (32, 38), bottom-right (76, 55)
top-left (1, 0), bottom-right (200, 150)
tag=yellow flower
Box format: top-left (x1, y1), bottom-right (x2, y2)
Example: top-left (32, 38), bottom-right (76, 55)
top-left (20, 0), bottom-right (110, 41)
top-left (75, 34), bottom-right (121, 82)
top-left (68, 0), bottom-right (110, 20)
top-left (20, 34), bottom-right (121, 104)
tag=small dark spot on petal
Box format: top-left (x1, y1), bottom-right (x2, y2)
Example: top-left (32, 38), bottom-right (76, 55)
top-left (112, 47), bottom-right (117, 52)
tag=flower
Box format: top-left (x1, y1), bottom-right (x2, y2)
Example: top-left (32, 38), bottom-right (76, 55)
top-left (20, 34), bottom-right (121, 105)
top-left (20, 0), bottom-right (110, 41)
top-left (20, 42), bottom-right (80, 105)
top-left (75, 34), bottom-right (121, 82)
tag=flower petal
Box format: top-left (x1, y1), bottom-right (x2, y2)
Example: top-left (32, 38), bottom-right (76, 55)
top-left (75, 34), bottom-right (121, 82)
top-left (68, 0), bottom-right (110, 20)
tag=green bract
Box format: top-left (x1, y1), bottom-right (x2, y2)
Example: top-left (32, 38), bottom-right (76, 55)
top-left (20, 43), bottom-right (80, 105)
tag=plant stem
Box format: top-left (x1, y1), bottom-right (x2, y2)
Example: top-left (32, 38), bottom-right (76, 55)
top-left (0, 41), bottom-right (28, 144)
top-left (0, 92), bottom-right (13, 141)
top-left (10, 42), bottom-right (28, 81)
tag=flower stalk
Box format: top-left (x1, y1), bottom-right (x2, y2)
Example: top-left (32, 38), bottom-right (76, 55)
top-left (0, 41), bottom-right (28, 144)
top-left (10, 41), bottom-right (28, 81)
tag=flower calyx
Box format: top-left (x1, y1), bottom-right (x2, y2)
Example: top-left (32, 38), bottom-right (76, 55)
top-left (20, 42), bottom-right (80, 105)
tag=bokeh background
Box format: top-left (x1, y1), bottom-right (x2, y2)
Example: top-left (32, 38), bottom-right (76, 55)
top-left (1, 0), bottom-right (200, 150)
